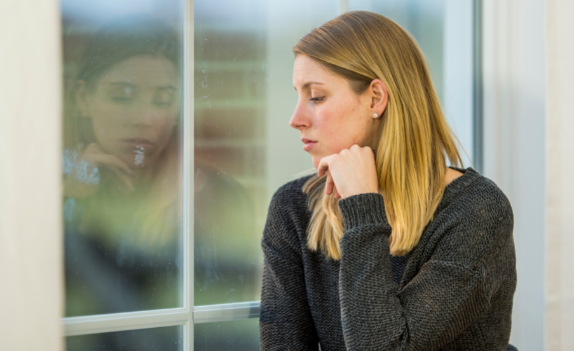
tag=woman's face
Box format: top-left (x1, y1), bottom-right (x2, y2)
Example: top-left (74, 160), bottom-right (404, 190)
top-left (291, 54), bottom-right (383, 169)
top-left (77, 54), bottom-right (180, 168)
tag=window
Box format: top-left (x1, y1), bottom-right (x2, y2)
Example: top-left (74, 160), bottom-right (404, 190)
top-left (61, 0), bottom-right (477, 349)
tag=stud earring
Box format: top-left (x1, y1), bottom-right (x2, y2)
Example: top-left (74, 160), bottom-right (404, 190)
top-left (373, 113), bottom-right (379, 119)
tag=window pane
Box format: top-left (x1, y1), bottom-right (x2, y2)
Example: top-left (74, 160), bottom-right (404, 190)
top-left (194, 319), bottom-right (259, 350)
top-left (61, 0), bottom-right (185, 316)
top-left (194, 0), bottom-right (337, 305)
top-left (66, 325), bottom-right (183, 351)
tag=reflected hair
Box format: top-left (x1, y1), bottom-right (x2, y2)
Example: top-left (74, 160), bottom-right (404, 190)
top-left (295, 11), bottom-right (463, 258)
top-left (77, 14), bottom-right (181, 86)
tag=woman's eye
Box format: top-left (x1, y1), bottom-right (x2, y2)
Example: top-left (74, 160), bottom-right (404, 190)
top-left (310, 96), bottom-right (324, 102)
top-left (108, 86), bottom-right (136, 103)
top-left (153, 89), bottom-right (176, 107)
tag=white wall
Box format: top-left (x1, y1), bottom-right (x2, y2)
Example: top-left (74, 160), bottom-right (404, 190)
top-left (0, 1), bottom-right (63, 350)
top-left (482, 0), bottom-right (546, 349)
top-left (546, 0), bottom-right (574, 349)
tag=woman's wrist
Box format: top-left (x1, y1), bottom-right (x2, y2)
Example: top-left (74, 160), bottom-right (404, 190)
top-left (338, 192), bottom-right (389, 231)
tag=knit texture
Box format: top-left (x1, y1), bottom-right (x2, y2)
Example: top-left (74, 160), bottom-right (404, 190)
top-left (259, 167), bottom-right (517, 351)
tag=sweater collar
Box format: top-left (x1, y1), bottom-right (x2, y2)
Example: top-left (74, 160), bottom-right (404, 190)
top-left (438, 166), bottom-right (481, 211)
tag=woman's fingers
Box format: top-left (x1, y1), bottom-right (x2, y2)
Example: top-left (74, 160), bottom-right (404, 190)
top-left (317, 155), bottom-right (332, 178)
top-left (83, 143), bottom-right (134, 176)
top-left (80, 143), bottom-right (136, 192)
top-left (325, 172), bottom-right (334, 195)
top-left (316, 145), bottom-right (379, 199)
top-left (88, 153), bottom-right (134, 177)
top-left (334, 187), bottom-right (341, 199)
top-left (65, 143), bottom-right (137, 198)
top-left (318, 155), bottom-right (338, 196)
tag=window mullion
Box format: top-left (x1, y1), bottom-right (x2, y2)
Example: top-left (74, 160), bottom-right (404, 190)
top-left (64, 309), bottom-right (190, 337)
top-left (184, 0), bottom-right (195, 350)
top-left (193, 301), bottom-right (261, 324)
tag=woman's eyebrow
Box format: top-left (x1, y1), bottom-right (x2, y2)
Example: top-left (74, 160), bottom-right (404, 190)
top-left (294, 81), bottom-right (325, 91)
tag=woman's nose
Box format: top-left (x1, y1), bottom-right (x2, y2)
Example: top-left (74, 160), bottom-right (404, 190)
top-left (128, 104), bottom-right (154, 128)
top-left (289, 101), bottom-right (311, 130)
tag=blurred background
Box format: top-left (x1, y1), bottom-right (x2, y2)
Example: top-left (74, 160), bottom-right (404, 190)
top-left (3, 0), bottom-right (571, 350)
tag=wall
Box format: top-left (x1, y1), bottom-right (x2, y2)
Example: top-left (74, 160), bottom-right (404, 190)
top-left (0, 1), bottom-right (63, 350)
top-left (546, 0), bottom-right (574, 349)
top-left (482, 0), bottom-right (546, 349)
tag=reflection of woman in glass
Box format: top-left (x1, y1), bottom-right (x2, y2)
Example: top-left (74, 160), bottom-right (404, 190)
top-left (63, 15), bottom-right (183, 317)
top-left (260, 11), bottom-right (517, 351)
top-left (63, 14), bottom-right (257, 333)
top-left (63, 15), bottom-right (184, 349)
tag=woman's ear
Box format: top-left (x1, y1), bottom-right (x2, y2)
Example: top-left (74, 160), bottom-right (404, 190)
top-left (369, 79), bottom-right (388, 115)
top-left (75, 80), bottom-right (91, 116)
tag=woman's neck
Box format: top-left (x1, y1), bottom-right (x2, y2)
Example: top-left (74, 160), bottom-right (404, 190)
top-left (445, 167), bottom-right (464, 187)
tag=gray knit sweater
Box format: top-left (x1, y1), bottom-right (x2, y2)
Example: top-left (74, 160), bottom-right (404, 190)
top-left (259, 167), bottom-right (517, 350)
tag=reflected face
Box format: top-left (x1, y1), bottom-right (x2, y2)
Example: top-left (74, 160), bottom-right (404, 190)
top-left (79, 55), bottom-right (180, 168)
top-left (291, 54), bottom-right (377, 169)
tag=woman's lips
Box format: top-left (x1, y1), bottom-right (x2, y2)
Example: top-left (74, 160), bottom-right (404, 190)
top-left (301, 138), bottom-right (318, 151)
top-left (121, 138), bottom-right (155, 149)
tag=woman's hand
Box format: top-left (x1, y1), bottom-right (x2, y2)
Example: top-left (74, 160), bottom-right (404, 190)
top-left (317, 144), bottom-right (379, 199)
top-left (64, 143), bottom-right (136, 199)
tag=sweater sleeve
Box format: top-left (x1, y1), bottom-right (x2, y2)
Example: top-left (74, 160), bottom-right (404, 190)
top-left (259, 188), bottom-right (320, 351)
top-left (337, 192), bottom-right (514, 351)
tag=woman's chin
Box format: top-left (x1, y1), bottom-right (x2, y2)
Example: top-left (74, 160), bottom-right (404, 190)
top-left (115, 153), bottom-right (147, 169)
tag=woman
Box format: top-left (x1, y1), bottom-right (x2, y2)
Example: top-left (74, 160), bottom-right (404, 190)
top-left (259, 11), bottom-right (517, 351)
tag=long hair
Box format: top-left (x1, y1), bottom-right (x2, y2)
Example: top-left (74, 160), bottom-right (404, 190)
top-left (295, 11), bottom-right (463, 258)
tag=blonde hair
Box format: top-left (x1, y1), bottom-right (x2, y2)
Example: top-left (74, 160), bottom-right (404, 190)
top-left (295, 11), bottom-right (463, 258)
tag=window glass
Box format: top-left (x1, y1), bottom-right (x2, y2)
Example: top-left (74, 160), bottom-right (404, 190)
top-left (66, 326), bottom-right (183, 351)
top-left (61, 0), bottom-right (184, 316)
top-left (194, 319), bottom-right (259, 350)
top-left (193, 0), bottom-right (337, 306)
